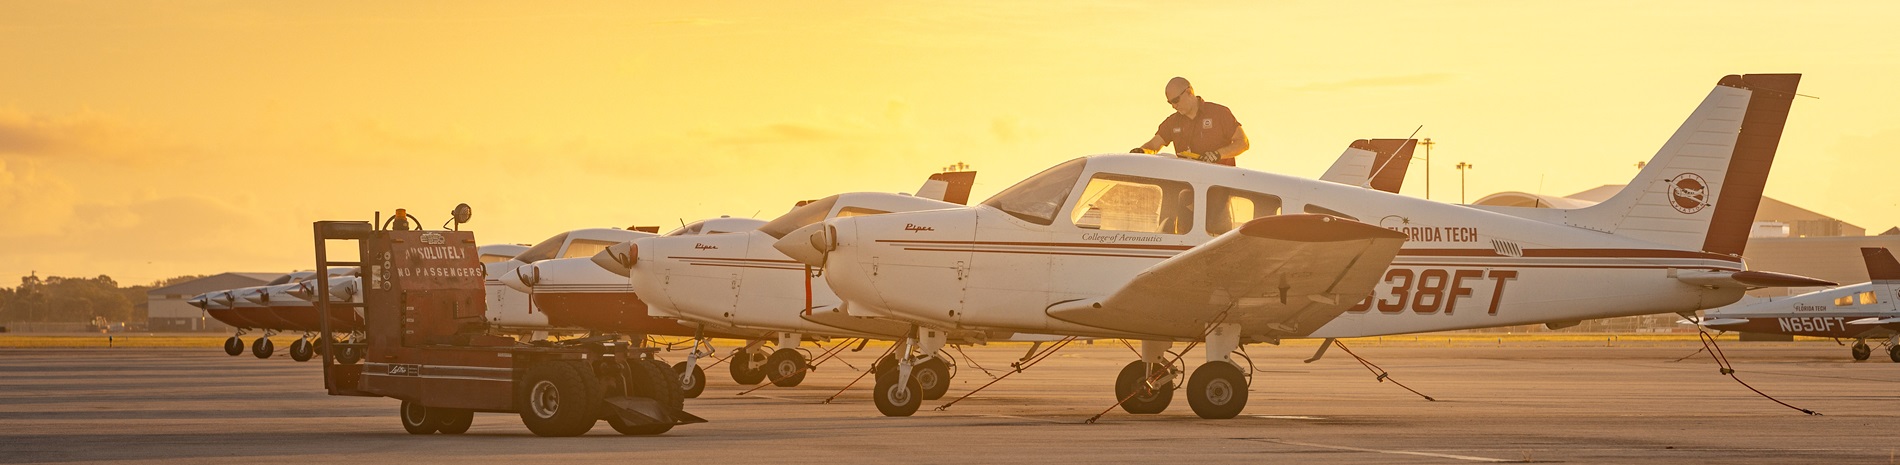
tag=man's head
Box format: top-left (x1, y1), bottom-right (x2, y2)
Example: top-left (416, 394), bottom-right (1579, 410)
top-left (1165, 77), bottom-right (1197, 115)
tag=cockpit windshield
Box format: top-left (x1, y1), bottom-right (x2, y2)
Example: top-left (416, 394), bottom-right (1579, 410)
top-left (759, 196), bottom-right (840, 239)
top-left (513, 232), bottom-right (569, 263)
top-left (981, 158), bottom-right (1087, 226)
top-left (664, 222), bottom-right (704, 237)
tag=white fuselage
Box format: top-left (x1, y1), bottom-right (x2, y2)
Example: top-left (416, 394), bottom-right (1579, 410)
top-left (484, 228), bottom-right (649, 330)
top-left (1702, 282), bottom-right (1900, 338)
top-left (818, 155), bottom-right (1750, 342)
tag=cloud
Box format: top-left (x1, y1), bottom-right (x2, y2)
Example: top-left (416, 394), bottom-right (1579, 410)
top-left (1292, 73), bottom-right (1456, 92)
top-left (0, 108), bottom-right (182, 162)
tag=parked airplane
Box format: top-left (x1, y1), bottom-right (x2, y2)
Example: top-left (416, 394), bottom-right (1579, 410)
top-left (1691, 247), bottom-right (1900, 361)
top-left (776, 74), bottom-right (1833, 419)
top-left (487, 229), bottom-right (652, 338)
top-left (515, 173), bottom-right (980, 395)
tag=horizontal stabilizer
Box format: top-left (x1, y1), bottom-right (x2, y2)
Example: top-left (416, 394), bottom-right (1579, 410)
top-left (1846, 317), bottom-right (1900, 326)
top-left (1678, 317), bottom-right (1750, 326)
top-left (1675, 270), bottom-right (1835, 289)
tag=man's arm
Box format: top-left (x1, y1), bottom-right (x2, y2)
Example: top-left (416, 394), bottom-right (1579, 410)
top-left (1134, 134), bottom-right (1167, 154)
top-left (1213, 126), bottom-right (1250, 160)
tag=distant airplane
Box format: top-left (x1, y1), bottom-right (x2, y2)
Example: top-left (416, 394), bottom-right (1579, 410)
top-left (776, 74), bottom-right (1834, 418)
top-left (1690, 247), bottom-right (1900, 361)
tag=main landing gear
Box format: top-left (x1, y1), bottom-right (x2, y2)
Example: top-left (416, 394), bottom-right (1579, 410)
top-left (1852, 339), bottom-right (1871, 361)
top-left (1887, 335), bottom-right (1900, 363)
top-left (872, 327), bottom-right (954, 417)
top-left (251, 330), bottom-right (278, 359)
top-left (728, 341), bottom-right (770, 385)
top-left (763, 332), bottom-right (809, 387)
top-left (1116, 323), bottom-right (1251, 419)
top-left (222, 330), bottom-right (248, 356)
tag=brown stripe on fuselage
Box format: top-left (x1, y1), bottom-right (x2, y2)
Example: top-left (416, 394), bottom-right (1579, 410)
top-left (665, 256), bottom-right (803, 264)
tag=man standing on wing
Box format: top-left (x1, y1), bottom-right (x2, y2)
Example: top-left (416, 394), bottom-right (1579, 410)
top-left (1132, 76), bottom-right (1250, 165)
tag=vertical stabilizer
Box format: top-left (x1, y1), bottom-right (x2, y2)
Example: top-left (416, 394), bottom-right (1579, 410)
top-left (1562, 74), bottom-right (1801, 256)
top-left (916, 171), bottom-right (978, 205)
top-left (1863, 248), bottom-right (1900, 283)
top-left (1319, 139), bottom-right (1417, 194)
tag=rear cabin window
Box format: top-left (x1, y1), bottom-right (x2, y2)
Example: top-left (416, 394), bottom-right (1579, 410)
top-left (837, 207), bottom-right (890, 218)
top-left (562, 239), bottom-right (619, 259)
top-left (1208, 186), bottom-right (1283, 235)
top-left (1069, 173), bottom-right (1194, 234)
top-left (1303, 204), bottom-right (1358, 221)
top-left (478, 254), bottom-right (515, 264)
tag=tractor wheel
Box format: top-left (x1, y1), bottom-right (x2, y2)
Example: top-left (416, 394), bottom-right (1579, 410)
top-left (607, 360), bottom-right (685, 435)
top-left (518, 361), bottom-right (602, 437)
top-left (399, 400), bottom-right (438, 434)
top-left (432, 408), bottom-right (474, 434)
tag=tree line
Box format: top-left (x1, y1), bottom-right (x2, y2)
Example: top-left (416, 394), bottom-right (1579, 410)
top-left (0, 274), bottom-right (202, 323)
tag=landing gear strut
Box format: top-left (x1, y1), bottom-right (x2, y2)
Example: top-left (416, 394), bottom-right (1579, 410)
top-left (1186, 323), bottom-right (1249, 419)
top-left (873, 327), bottom-right (949, 417)
top-left (222, 334), bottom-right (245, 357)
top-left (251, 331), bottom-right (276, 359)
top-left (672, 336), bottom-right (712, 398)
top-left (1114, 340), bottom-right (1176, 414)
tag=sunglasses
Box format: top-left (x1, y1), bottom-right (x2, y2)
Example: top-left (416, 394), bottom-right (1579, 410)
top-left (1168, 87), bottom-right (1190, 105)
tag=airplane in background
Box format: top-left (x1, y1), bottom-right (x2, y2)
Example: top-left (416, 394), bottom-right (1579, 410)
top-left (1690, 247), bottom-right (1900, 361)
top-left (776, 74), bottom-right (1834, 419)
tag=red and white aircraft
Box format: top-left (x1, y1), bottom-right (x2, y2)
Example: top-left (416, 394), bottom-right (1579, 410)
top-left (776, 74), bottom-right (1833, 419)
top-left (1692, 247), bottom-right (1900, 361)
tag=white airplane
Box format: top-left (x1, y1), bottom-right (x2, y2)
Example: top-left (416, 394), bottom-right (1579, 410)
top-left (486, 229), bottom-right (652, 338)
top-left (775, 74), bottom-right (1834, 419)
top-left (601, 143), bottom-right (1413, 398)
top-left (506, 172), bottom-right (978, 393)
top-left (1690, 247), bottom-right (1900, 361)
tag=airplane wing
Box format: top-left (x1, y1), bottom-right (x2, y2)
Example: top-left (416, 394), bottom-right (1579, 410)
top-left (1047, 214), bottom-right (1407, 340)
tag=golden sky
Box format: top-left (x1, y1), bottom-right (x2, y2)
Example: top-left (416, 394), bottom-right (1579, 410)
top-left (2, 1), bottom-right (1897, 284)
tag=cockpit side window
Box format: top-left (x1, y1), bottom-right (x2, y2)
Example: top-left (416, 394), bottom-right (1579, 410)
top-left (982, 158), bottom-right (1088, 226)
top-left (1068, 173), bottom-right (1194, 234)
top-left (561, 239), bottom-right (619, 259)
top-left (758, 196), bottom-right (840, 239)
top-left (478, 254), bottom-right (515, 264)
top-left (1303, 204), bottom-right (1358, 221)
top-left (1208, 186), bottom-right (1283, 235)
top-left (515, 232), bottom-right (570, 263)
top-left (664, 223), bottom-right (703, 237)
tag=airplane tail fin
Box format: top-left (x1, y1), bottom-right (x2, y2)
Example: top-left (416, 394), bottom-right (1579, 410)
top-left (1864, 247), bottom-right (1900, 284)
top-left (915, 171), bottom-right (977, 205)
top-left (1563, 74), bottom-right (1801, 257)
top-left (1318, 139), bottom-right (1417, 194)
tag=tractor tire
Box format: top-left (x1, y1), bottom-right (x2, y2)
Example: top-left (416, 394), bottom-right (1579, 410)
top-left (607, 360), bottom-right (685, 435)
top-left (432, 408), bottom-right (475, 434)
top-left (518, 360), bottom-right (602, 437)
top-left (399, 400), bottom-right (438, 434)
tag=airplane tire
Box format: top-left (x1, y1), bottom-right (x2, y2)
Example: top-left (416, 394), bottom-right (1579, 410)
top-left (432, 408), bottom-right (474, 434)
top-left (1889, 345), bottom-right (1900, 363)
top-left (764, 348), bottom-right (807, 387)
top-left (671, 361), bottom-right (706, 399)
top-left (518, 361), bottom-right (602, 437)
top-left (872, 368), bottom-right (922, 417)
top-left (915, 357), bottom-right (950, 401)
top-left (1114, 361), bottom-right (1174, 414)
top-left (223, 337), bottom-right (244, 356)
top-left (252, 338), bottom-right (275, 359)
top-left (607, 360), bottom-right (683, 435)
top-left (335, 344), bottom-right (364, 365)
top-left (289, 339), bottom-right (314, 362)
top-left (1852, 341), bottom-right (1871, 361)
top-left (1186, 361), bottom-right (1249, 420)
top-left (399, 400), bottom-right (438, 434)
top-left (729, 348), bottom-right (767, 385)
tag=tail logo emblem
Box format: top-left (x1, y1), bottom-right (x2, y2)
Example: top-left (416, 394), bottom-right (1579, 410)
top-left (1668, 173), bottom-right (1710, 214)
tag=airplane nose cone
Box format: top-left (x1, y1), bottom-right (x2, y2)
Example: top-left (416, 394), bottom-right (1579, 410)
top-left (592, 241), bottom-right (634, 277)
top-left (774, 222), bottom-right (834, 267)
top-left (186, 293), bottom-right (210, 309)
top-left (330, 278), bottom-right (361, 302)
top-left (241, 289), bottom-right (269, 305)
top-left (287, 282), bottom-right (314, 300)
top-left (501, 263), bottom-right (538, 293)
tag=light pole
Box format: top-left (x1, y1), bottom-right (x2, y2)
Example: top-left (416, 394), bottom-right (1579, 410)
top-left (1420, 138), bottom-right (1435, 200)
top-left (1455, 162), bottom-right (1474, 204)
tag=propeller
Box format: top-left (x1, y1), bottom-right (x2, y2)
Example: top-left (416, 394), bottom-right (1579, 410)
top-left (593, 241), bottom-right (636, 277)
top-left (501, 263), bottom-right (540, 293)
top-left (773, 222), bottom-right (835, 268)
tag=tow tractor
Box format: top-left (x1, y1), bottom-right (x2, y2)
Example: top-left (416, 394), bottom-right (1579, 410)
top-left (310, 207), bottom-right (703, 437)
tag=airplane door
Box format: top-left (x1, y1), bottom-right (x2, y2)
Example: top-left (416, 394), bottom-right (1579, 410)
top-left (862, 209), bottom-right (974, 327)
top-left (964, 213), bottom-right (1054, 330)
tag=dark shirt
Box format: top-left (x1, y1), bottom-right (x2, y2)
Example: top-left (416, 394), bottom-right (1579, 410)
top-left (1156, 98), bottom-right (1242, 166)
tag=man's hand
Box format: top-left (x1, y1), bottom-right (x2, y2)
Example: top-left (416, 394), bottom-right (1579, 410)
top-left (1131, 147), bottom-right (1157, 154)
